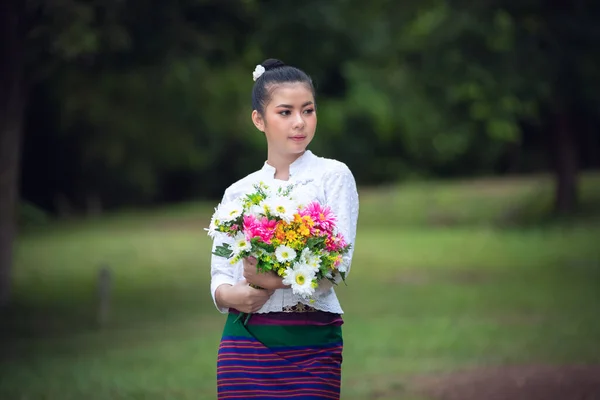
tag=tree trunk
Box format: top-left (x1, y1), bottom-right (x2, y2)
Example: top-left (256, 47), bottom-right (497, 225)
top-left (551, 109), bottom-right (579, 215)
top-left (0, 0), bottom-right (25, 308)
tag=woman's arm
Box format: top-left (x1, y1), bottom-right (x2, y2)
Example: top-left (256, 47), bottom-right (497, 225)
top-left (210, 191), bottom-right (243, 313)
top-left (323, 163), bottom-right (359, 283)
top-left (215, 280), bottom-right (274, 313)
top-left (211, 232), bottom-right (275, 312)
top-left (242, 257), bottom-right (290, 290)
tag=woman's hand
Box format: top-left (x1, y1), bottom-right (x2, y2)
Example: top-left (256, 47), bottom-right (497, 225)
top-left (243, 257), bottom-right (288, 290)
top-left (215, 280), bottom-right (274, 313)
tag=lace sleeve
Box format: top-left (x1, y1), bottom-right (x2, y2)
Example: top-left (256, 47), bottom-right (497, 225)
top-left (209, 191), bottom-right (238, 313)
top-left (323, 163), bottom-right (359, 283)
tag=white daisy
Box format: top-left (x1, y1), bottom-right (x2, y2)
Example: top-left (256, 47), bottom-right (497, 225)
top-left (253, 247), bottom-right (267, 258)
top-left (300, 248), bottom-right (321, 270)
top-left (261, 196), bottom-right (297, 222)
top-left (287, 188), bottom-right (312, 209)
top-left (215, 199), bottom-right (244, 222)
top-left (282, 264), bottom-right (317, 298)
top-left (231, 232), bottom-right (251, 256)
top-left (275, 245), bottom-right (296, 263)
top-left (205, 212), bottom-right (220, 238)
top-left (248, 204), bottom-right (264, 218)
top-left (337, 255), bottom-right (350, 273)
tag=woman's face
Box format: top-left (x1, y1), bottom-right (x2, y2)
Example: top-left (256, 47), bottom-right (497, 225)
top-left (252, 83), bottom-right (317, 158)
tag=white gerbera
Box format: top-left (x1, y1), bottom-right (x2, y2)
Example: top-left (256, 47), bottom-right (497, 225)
top-left (282, 264), bottom-right (316, 298)
top-left (300, 248), bottom-right (321, 270)
top-left (231, 232), bottom-right (251, 256)
top-left (215, 199), bottom-right (244, 223)
top-left (275, 245), bottom-right (296, 263)
top-left (262, 196), bottom-right (297, 222)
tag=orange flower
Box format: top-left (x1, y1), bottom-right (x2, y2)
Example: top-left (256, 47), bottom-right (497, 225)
top-left (274, 221), bottom-right (287, 242)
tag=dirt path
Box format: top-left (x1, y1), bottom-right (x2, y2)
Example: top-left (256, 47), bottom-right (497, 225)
top-left (411, 365), bottom-right (600, 400)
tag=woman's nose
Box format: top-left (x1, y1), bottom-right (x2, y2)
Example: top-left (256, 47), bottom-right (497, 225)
top-left (293, 113), bottom-right (305, 128)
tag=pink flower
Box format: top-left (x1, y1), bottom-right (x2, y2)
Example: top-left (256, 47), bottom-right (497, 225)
top-left (243, 214), bottom-right (277, 244)
top-left (333, 254), bottom-right (343, 267)
top-left (325, 234), bottom-right (347, 252)
top-left (300, 201), bottom-right (337, 234)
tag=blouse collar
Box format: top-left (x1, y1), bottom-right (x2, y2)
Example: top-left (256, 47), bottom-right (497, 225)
top-left (261, 150), bottom-right (315, 179)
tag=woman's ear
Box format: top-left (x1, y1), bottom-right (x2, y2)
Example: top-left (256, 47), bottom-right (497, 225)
top-left (251, 110), bottom-right (265, 132)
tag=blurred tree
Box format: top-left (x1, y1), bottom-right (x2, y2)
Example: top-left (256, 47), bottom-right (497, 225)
top-left (39, 0), bottom-right (260, 209)
top-left (338, 0), bottom-right (600, 213)
top-left (0, 0), bottom-right (25, 308)
top-left (0, 0), bottom-right (258, 307)
top-left (5, 0), bottom-right (600, 308)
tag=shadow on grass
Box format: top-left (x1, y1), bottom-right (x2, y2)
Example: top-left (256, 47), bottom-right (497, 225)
top-left (1, 284), bottom-right (216, 340)
top-left (410, 365), bottom-right (600, 400)
top-left (495, 186), bottom-right (600, 229)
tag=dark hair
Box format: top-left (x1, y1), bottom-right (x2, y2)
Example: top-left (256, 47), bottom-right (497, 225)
top-left (251, 58), bottom-right (315, 115)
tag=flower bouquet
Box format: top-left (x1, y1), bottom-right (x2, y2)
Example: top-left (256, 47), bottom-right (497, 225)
top-left (207, 181), bottom-right (351, 323)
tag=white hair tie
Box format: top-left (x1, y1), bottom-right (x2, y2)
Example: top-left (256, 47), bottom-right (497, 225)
top-left (252, 65), bottom-right (265, 81)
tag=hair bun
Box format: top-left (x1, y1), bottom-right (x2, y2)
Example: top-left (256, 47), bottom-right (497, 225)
top-left (261, 58), bottom-right (286, 71)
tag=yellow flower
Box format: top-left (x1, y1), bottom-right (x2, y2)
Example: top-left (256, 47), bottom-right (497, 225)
top-left (298, 224), bottom-right (310, 236)
top-left (303, 215), bottom-right (315, 227)
top-left (286, 230), bottom-right (298, 242)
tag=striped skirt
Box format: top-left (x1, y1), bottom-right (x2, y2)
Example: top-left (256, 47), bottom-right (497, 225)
top-left (217, 308), bottom-right (344, 399)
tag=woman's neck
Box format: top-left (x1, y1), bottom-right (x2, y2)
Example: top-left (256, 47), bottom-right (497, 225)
top-left (266, 151), bottom-right (305, 181)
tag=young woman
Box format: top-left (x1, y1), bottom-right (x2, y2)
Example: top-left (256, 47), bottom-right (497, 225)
top-left (210, 58), bottom-right (359, 399)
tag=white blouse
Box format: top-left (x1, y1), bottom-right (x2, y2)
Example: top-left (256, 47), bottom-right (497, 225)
top-left (209, 150), bottom-right (359, 315)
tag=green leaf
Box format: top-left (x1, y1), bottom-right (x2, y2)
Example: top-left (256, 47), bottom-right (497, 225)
top-left (338, 271), bottom-right (347, 285)
top-left (213, 243), bottom-right (233, 258)
top-left (306, 236), bottom-right (326, 250)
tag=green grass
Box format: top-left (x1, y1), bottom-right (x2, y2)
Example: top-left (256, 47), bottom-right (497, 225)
top-left (1, 173), bottom-right (599, 399)
top-left (359, 172), bottom-right (600, 228)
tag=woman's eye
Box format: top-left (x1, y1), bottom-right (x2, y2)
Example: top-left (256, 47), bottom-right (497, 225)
top-left (279, 110), bottom-right (291, 116)
top-left (304, 108), bottom-right (315, 114)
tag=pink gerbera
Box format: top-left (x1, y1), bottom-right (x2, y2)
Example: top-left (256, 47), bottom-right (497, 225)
top-left (300, 201), bottom-right (337, 233)
top-left (243, 215), bottom-right (277, 244)
top-left (325, 234), bottom-right (347, 252)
